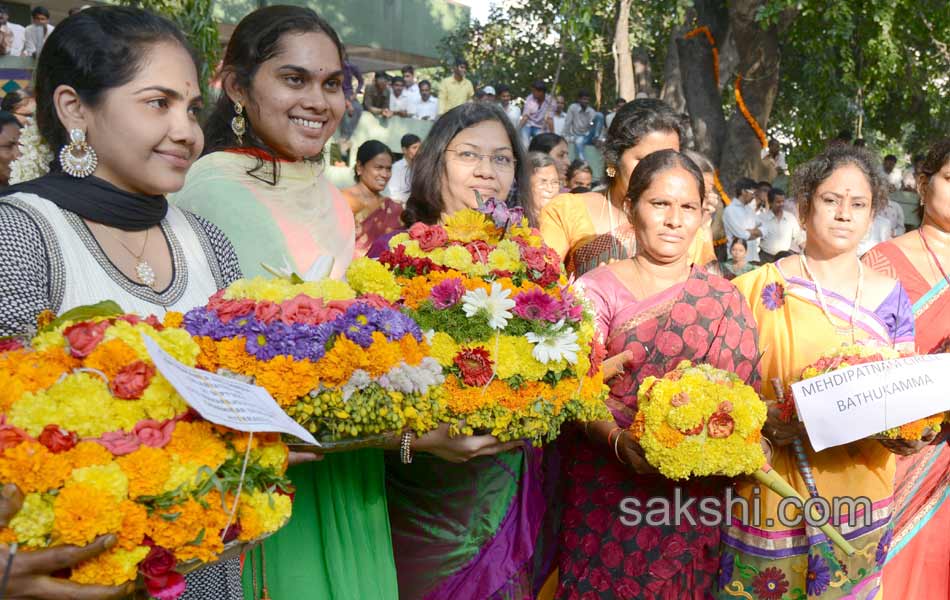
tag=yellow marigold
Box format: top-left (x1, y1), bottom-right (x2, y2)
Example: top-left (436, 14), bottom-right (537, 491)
top-left (346, 257), bottom-right (402, 302)
top-left (429, 332), bottom-right (459, 367)
top-left (163, 311), bottom-right (184, 328)
top-left (65, 441), bottom-right (113, 470)
top-left (254, 442), bottom-right (289, 472)
top-left (0, 347), bottom-right (79, 412)
top-left (298, 279), bottom-right (356, 302)
top-left (441, 245), bottom-right (477, 273)
top-left (138, 374), bottom-right (188, 422)
top-left (30, 328), bottom-right (68, 352)
top-left (9, 493), bottom-right (54, 548)
top-left (165, 421), bottom-right (228, 470)
top-left (238, 490), bottom-right (292, 541)
top-left (69, 545), bottom-right (149, 586)
top-left (117, 446), bottom-right (171, 498)
top-left (10, 372), bottom-right (144, 437)
top-left (493, 336), bottom-right (549, 381)
top-left (443, 210), bottom-right (498, 243)
top-left (69, 463), bottom-right (129, 501)
top-left (364, 332), bottom-right (404, 377)
top-left (0, 441), bottom-right (71, 493)
top-left (315, 336), bottom-right (368, 387)
top-left (251, 355), bottom-right (320, 407)
top-left (52, 482), bottom-right (123, 546)
top-left (388, 232), bottom-right (411, 248)
top-left (162, 458), bottom-right (207, 494)
top-left (215, 336), bottom-right (257, 375)
top-left (194, 335), bottom-right (220, 371)
top-left (82, 338), bottom-right (139, 379)
top-left (401, 239), bottom-right (425, 258)
top-left (116, 500), bottom-right (148, 550)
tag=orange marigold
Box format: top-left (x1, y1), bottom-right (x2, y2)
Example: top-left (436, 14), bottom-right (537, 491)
top-left (117, 446), bottom-right (171, 498)
top-left (442, 376), bottom-right (503, 414)
top-left (0, 347), bottom-right (79, 411)
top-left (83, 339), bottom-right (139, 379)
top-left (314, 336), bottom-right (368, 387)
top-left (163, 312), bottom-right (185, 329)
top-left (399, 336), bottom-right (429, 367)
top-left (116, 500), bottom-right (148, 550)
top-left (173, 491), bottom-right (227, 563)
top-left (147, 495), bottom-right (227, 560)
top-left (251, 355), bottom-right (320, 407)
top-left (65, 441), bottom-right (113, 470)
top-left (165, 421), bottom-right (228, 469)
top-left (194, 336), bottom-right (220, 372)
top-left (0, 528), bottom-right (16, 543)
top-left (52, 482), bottom-right (123, 546)
top-left (215, 337), bottom-right (257, 375)
top-left (364, 332), bottom-right (403, 377)
top-left (398, 275), bottom-right (436, 309)
top-left (0, 441), bottom-right (72, 493)
top-left (655, 424), bottom-right (685, 449)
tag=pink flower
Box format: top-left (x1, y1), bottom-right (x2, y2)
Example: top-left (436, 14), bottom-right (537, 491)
top-left (353, 294), bottom-right (391, 309)
top-left (109, 361), bottom-right (155, 399)
top-left (512, 288), bottom-right (561, 322)
top-left (144, 571), bottom-right (186, 600)
top-left (133, 419), bottom-right (176, 448)
top-left (95, 431), bottom-right (141, 456)
top-left (558, 286), bottom-right (584, 322)
top-left (279, 295), bottom-right (328, 325)
top-left (521, 246), bottom-right (547, 271)
top-left (429, 278), bottom-right (465, 309)
top-left (211, 298), bottom-right (256, 323)
top-left (63, 320), bottom-right (110, 358)
top-left (253, 301), bottom-right (282, 324)
top-left (465, 240), bottom-right (492, 263)
top-left (409, 222), bottom-right (449, 251)
top-left (0, 338), bottom-right (23, 352)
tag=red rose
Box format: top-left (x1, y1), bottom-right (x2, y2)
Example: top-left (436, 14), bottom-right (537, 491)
top-left (461, 240), bottom-right (489, 264)
top-left (38, 425), bottom-right (78, 453)
top-left (585, 507), bottom-right (610, 534)
top-left (0, 424), bottom-right (27, 450)
top-left (589, 567), bottom-right (612, 592)
top-left (144, 315), bottom-right (164, 330)
top-left (140, 545), bottom-right (176, 577)
top-left (279, 295), bottom-right (328, 325)
top-left (409, 222), bottom-right (449, 251)
top-left (0, 338), bottom-right (24, 352)
top-left (254, 301), bottom-right (282, 324)
top-left (520, 246), bottom-right (547, 271)
top-left (110, 361), bottom-right (156, 400)
top-left (222, 522), bottom-right (241, 543)
top-left (144, 571), bottom-right (185, 600)
top-left (117, 314), bottom-right (141, 326)
top-left (580, 533), bottom-right (599, 557)
top-left (212, 298), bottom-right (256, 323)
top-left (453, 347), bottom-right (494, 387)
top-left (623, 552), bottom-right (646, 577)
top-left (634, 527), bottom-right (660, 551)
top-left (707, 412), bottom-right (735, 438)
top-left (679, 421), bottom-right (704, 436)
top-left (63, 321), bottom-right (109, 358)
top-left (649, 558), bottom-right (682, 580)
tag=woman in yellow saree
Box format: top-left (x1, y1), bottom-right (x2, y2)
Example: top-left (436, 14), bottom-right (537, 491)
top-left (719, 146), bottom-right (919, 600)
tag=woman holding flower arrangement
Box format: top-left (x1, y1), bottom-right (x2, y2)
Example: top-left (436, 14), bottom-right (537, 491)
top-left (557, 149), bottom-right (762, 598)
top-left (861, 138), bottom-right (950, 600)
top-left (0, 6), bottom-right (244, 597)
top-left (719, 145), bottom-right (918, 599)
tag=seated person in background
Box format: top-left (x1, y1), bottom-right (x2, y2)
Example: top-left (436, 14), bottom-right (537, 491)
top-left (388, 76), bottom-right (412, 118)
top-left (411, 79), bottom-right (439, 121)
top-left (758, 187), bottom-right (804, 262)
top-left (383, 133), bottom-right (421, 204)
top-left (363, 71), bottom-right (392, 118)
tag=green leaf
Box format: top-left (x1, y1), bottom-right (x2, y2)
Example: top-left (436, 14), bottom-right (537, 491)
top-left (42, 301), bottom-right (124, 332)
top-left (186, 528), bottom-right (206, 546)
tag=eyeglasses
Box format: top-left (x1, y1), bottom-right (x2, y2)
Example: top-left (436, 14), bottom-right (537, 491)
top-left (446, 149), bottom-right (516, 171)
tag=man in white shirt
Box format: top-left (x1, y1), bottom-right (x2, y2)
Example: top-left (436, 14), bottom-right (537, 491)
top-left (0, 7), bottom-right (24, 57)
top-left (497, 84), bottom-right (521, 128)
top-left (384, 134), bottom-right (421, 203)
top-left (400, 65), bottom-right (421, 104)
top-left (758, 188), bottom-right (804, 262)
top-left (882, 154), bottom-right (903, 191)
top-left (723, 177), bottom-right (762, 262)
top-left (552, 95), bottom-right (566, 136)
top-left (23, 6), bottom-right (52, 58)
top-left (388, 76), bottom-right (412, 118)
top-left (411, 79), bottom-right (438, 120)
top-left (881, 197), bottom-right (905, 237)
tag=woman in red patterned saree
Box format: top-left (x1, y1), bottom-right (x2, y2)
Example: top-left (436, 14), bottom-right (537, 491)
top-left (861, 138), bottom-right (950, 600)
top-left (557, 150), bottom-right (761, 599)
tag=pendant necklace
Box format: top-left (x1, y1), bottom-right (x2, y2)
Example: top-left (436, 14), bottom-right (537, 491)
top-left (799, 253), bottom-right (863, 342)
top-left (102, 226), bottom-right (157, 287)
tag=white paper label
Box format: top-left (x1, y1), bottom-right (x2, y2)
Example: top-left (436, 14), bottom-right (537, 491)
top-left (143, 335), bottom-right (319, 446)
top-left (791, 354), bottom-right (950, 451)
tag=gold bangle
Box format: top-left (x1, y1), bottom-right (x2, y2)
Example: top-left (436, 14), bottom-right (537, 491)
top-left (614, 429), bottom-right (626, 464)
top-left (761, 435), bottom-right (774, 459)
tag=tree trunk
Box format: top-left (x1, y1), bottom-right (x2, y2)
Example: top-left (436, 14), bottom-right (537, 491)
top-left (633, 46), bottom-right (656, 97)
top-left (659, 26), bottom-right (687, 112)
top-left (718, 0), bottom-right (783, 194)
top-left (552, 21), bottom-right (567, 93)
top-left (613, 0), bottom-right (636, 100)
top-left (678, 35), bottom-right (727, 165)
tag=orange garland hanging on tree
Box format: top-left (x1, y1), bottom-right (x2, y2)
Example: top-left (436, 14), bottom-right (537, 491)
top-left (734, 74), bottom-right (769, 157)
top-left (683, 26), bottom-right (719, 87)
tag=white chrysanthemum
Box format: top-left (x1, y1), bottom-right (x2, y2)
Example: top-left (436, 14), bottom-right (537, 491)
top-left (461, 282), bottom-right (515, 330)
top-left (10, 118), bottom-right (53, 184)
top-left (526, 320), bottom-right (581, 364)
top-left (342, 369), bottom-right (372, 400)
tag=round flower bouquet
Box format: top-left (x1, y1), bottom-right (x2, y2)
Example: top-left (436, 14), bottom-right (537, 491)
top-left (629, 360), bottom-right (856, 555)
top-left (788, 344), bottom-right (944, 440)
top-left (346, 200), bottom-right (611, 445)
top-left (0, 303), bottom-right (292, 598)
top-left (182, 276), bottom-right (446, 446)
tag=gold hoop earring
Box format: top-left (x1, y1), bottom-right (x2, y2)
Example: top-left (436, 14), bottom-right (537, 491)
top-left (605, 165), bottom-right (617, 178)
top-left (59, 128), bottom-right (98, 178)
top-left (231, 101), bottom-right (246, 145)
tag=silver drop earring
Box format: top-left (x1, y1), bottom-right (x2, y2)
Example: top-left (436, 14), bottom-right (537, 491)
top-left (60, 129), bottom-right (98, 178)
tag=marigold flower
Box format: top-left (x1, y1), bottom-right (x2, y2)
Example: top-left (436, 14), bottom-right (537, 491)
top-left (116, 500), bottom-right (148, 550)
top-left (0, 441), bottom-right (71, 493)
top-left (83, 338), bottom-right (139, 379)
top-left (65, 441), bottom-right (113, 470)
top-left (165, 421), bottom-right (228, 470)
top-left (69, 545), bottom-right (149, 586)
top-left (250, 355), bottom-right (320, 406)
top-left (52, 482), bottom-right (123, 546)
top-left (117, 446), bottom-right (172, 498)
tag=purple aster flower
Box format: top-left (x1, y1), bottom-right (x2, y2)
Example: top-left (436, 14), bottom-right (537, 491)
top-left (806, 553), bottom-right (831, 596)
top-left (337, 303), bottom-right (377, 348)
top-left (429, 278), bottom-right (465, 309)
top-left (876, 528), bottom-right (893, 567)
top-left (183, 307), bottom-right (222, 338)
top-left (512, 288), bottom-right (561, 322)
top-left (717, 552), bottom-right (735, 591)
top-left (371, 307), bottom-right (422, 342)
top-left (289, 322), bottom-right (333, 361)
top-left (244, 319), bottom-right (280, 361)
top-left (762, 282), bottom-right (785, 310)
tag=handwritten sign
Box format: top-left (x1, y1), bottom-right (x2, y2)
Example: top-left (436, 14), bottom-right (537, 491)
top-left (791, 354), bottom-right (950, 451)
top-left (142, 335), bottom-right (320, 446)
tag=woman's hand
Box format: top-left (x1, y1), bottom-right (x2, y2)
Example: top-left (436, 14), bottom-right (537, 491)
top-left (287, 450), bottom-right (323, 466)
top-left (763, 405), bottom-right (805, 447)
top-left (879, 438), bottom-right (930, 456)
top-left (601, 350), bottom-right (634, 381)
top-left (616, 431), bottom-right (659, 475)
top-left (412, 423), bottom-right (523, 463)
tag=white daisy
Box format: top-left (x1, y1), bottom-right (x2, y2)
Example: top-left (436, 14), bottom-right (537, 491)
top-left (461, 281), bottom-right (516, 330)
top-left (526, 320), bottom-right (581, 364)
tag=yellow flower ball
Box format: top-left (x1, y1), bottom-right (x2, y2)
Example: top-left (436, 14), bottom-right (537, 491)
top-left (9, 493), bottom-right (54, 548)
top-left (69, 463), bottom-right (129, 501)
top-left (345, 258), bottom-right (402, 302)
top-left (429, 332), bottom-right (460, 367)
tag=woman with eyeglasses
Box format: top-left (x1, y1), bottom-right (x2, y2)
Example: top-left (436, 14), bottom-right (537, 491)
top-left (528, 151), bottom-right (560, 223)
top-left (367, 102), bottom-right (548, 600)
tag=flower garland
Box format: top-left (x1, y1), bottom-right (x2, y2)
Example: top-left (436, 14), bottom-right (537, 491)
top-left (684, 25), bottom-right (720, 87)
top-left (9, 118), bottom-right (53, 184)
top-left (734, 74), bottom-right (769, 158)
top-left (348, 201), bottom-right (611, 445)
top-left (184, 278), bottom-right (446, 441)
top-left (0, 306), bottom-right (292, 598)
